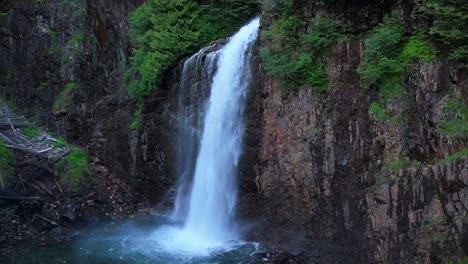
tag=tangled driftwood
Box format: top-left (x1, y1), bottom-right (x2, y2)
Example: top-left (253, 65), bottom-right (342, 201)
top-left (0, 101), bottom-right (69, 201)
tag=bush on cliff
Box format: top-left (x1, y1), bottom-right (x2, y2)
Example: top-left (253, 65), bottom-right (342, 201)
top-left (126, 0), bottom-right (259, 99)
top-left (260, 16), bottom-right (343, 91)
top-left (56, 149), bottom-right (93, 192)
top-left (358, 16), bottom-right (437, 100)
top-left (420, 0), bottom-right (468, 69)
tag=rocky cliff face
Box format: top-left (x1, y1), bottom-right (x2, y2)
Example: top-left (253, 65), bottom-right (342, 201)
top-left (0, 0), bottom-right (181, 202)
top-left (237, 2), bottom-right (467, 263)
top-left (1, 0), bottom-right (466, 263)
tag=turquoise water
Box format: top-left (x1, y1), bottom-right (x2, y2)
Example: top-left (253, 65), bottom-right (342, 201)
top-left (3, 216), bottom-right (260, 264)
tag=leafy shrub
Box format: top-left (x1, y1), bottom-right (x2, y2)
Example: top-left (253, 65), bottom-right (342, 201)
top-left (67, 33), bottom-right (85, 46)
top-left (127, 0), bottom-right (259, 99)
top-left (48, 31), bottom-right (61, 37)
top-left (358, 16), bottom-right (406, 93)
top-left (400, 32), bottom-right (437, 64)
top-left (130, 111), bottom-right (141, 130)
top-left (53, 136), bottom-right (68, 148)
top-left (438, 97), bottom-right (468, 136)
top-left (197, 0), bottom-right (259, 45)
top-left (57, 149), bottom-right (93, 192)
top-left (20, 127), bottom-right (42, 139)
top-left (76, 7), bottom-right (86, 18)
top-left (261, 16), bottom-right (342, 91)
top-left (447, 256), bottom-right (468, 264)
top-left (369, 102), bottom-right (387, 122)
top-left (260, 0), bottom-right (306, 16)
top-left (431, 231), bottom-right (444, 242)
top-left (368, 102), bottom-right (398, 123)
top-left (420, 0), bottom-right (468, 69)
top-left (62, 55), bottom-right (71, 65)
top-left (358, 16), bottom-right (437, 101)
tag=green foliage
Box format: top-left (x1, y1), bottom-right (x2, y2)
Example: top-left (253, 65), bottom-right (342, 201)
top-left (358, 16), bottom-right (406, 94)
top-left (261, 16), bottom-right (342, 91)
top-left (20, 127), bottom-right (41, 139)
top-left (66, 82), bottom-right (77, 89)
top-left (400, 32), bottom-right (437, 64)
top-left (369, 102), bottom-right (387, 122)
top-left (197, 0), bottom-right (259, 45)
top-left (33, 82), bottom-right (48, 92)
top-left (130, 111), bottom-right (141, 130)
top-left (358, 16), bottom-right (437, 101)
top-left (127, 0), bottom-right (200, 98)
top-left (447, 256), bottom-right (468, 264)
top-left (260, 0), bottom-right (306, 16)
top-left (48, 133), bottom-right (69, 148)
top-left (420, 0), bottom-right (468, 69)
top-left (0, 141), bottom-right (15, 181)
top-left (76, 7), bottom-right (86, 18)
top-left (438, 97), bottom-right (468, 136)
top-left (67, 33), bottom-right (85, 46)
top-left (62, 55), bottom-right (71, 65)
top-left (53, 137), bottom-right (68, 148)
top-left (437, 149), bottom-right (468, 164)
top-left (369, 102), bottom-right (398, 122)
top-left (431, 231), bottom-right (444, 242)
top-left (430, 216), bottom-right (448, 225)
top-left (127, 0), bottom-right (258, 99)
top-left (0, 12), bottom-right (8, 17)
top-left (48, 31), bottom-right (61, 37)
top-left (385, 158), bottom-right (420, 172)
top-left (53, 82), bottom-right (77, 112)
top-left (57, 149), bottom-right (93, 192)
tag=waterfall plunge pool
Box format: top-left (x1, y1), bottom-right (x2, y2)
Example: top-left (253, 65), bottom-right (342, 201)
top-left (3, 18), bottom-right (264, 264)
top-left (4, 215), bottom-right (262, 264)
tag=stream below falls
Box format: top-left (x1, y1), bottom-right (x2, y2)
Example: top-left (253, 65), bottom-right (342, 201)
top-left (3, 216), bottom-right (260, 264)
top-left (3, 18), bottom-right (262, 264)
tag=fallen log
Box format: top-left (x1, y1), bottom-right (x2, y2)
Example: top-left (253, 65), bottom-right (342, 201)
top-left (6, 144), bottom-right (47, 158)
top-left (0, 131), bottom-right (15, 145)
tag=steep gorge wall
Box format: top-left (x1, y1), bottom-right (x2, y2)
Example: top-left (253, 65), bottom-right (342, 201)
top-left (238, 1), bottom-right (467, 263)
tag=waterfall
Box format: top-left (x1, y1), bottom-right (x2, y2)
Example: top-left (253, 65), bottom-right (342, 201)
top-left (171, 48), bottom-right (218, 221)
top-left (155, 18), bottom-right (260, 254)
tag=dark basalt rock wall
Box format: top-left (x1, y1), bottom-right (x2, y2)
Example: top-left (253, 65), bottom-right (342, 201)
top-left (237, 2), bottom-right (467, 263)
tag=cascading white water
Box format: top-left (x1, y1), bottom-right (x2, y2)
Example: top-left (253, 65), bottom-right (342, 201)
top-left (154, 18), bottom-right (260, 254)
top-left (171, 48), bottom-right (218, 222)
top-left (183, 16), bottom-right (259, 243)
